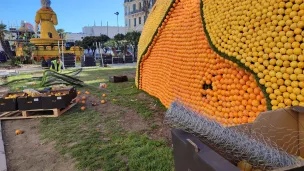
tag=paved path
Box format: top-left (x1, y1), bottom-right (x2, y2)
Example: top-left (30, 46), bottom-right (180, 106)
top-left (0, 122), bottom-right (7, 171)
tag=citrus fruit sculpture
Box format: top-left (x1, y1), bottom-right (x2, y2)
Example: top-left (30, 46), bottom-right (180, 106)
top-left (136, 0), bottom-right (304, 126)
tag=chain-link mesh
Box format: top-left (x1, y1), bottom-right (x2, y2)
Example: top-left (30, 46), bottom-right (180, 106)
top-left (164, 101), bottom-right (304, 170)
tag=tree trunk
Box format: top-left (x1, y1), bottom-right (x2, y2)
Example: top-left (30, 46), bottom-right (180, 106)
top-left (133, 45), bottom-right (137, 61)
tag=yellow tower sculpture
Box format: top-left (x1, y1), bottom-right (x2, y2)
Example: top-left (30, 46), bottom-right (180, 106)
top-left (35, 0), bottom-right (60, 39)
top-left (30, 0), bottom-right (61, 45)
top-left (15, 0), bottom-right (84, 61)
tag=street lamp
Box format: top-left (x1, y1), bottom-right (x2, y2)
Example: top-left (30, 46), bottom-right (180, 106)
top-left (114, 12), bottom-right (119, 33)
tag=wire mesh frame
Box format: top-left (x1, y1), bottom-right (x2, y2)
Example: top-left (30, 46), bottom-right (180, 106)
top-left (164, 101), bottom-right (304, 170)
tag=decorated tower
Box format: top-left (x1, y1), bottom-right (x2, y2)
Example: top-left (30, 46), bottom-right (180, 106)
top-left (15, 0), bottom-right (83, 62)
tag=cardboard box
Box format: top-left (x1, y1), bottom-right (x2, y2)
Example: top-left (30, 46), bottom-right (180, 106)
top-left (172, 106), bottom-right (304, 171)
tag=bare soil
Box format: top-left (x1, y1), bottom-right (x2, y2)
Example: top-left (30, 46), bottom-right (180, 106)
top-left (2, 120), bottom-right (75, 171)
top-left (0, 87), bottom-right (9, 96)
top-left (85, 92), bottom-right (171, 142)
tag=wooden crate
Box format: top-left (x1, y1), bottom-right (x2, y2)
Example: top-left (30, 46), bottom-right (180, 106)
top-left (0, 99), bottom-right (78, 120)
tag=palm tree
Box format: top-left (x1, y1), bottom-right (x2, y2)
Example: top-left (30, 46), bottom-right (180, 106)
top-left (57, 28), bottom-right (66, 39)
top-left (143, 0), bottom-right (157, 19)
top-left (0, 23), bottom-right (13, 59)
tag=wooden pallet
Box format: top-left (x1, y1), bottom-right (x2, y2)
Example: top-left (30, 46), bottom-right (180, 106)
top-left (0, 100), bottom-right (78, 120)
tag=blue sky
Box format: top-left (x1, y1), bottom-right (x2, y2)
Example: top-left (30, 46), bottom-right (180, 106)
top-left (0, 0), bottom-right (125, 33)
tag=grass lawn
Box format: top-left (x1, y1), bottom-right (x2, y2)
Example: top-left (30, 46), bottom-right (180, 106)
top-left (3, 67), bottom-right (174, 171)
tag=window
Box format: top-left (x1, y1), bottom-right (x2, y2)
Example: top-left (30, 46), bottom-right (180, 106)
top-left (139, 2), bottom-right (142, 9)
top-left (133, 4), bottom-right (136, 12)
top-left (139, 17), bottom-right (142, 25)
top-left (134, 18), bottom-right (136, 26)
top-left (125, 19), bottom-right (128, 26)
top-left (129, 19), bottom-right (131, 28)
top-left (144, 16), bottom-right (146, 23)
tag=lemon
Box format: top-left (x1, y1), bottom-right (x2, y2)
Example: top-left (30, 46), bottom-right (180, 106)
top-left (290, 61), bottom-right (299, 69)
top-left (295, 0), bottom-right (303, 5)
top-left (269, 71), bottom-right (276, 77)
top-left (298, 62), bottom-right (304, 68)
top-left (278, 103), bottom-right (286, 108)
top-left (274, 89), bottom-right (282, 96)
top-left (294, 68), bottom-right (303, 74)
top-left (259, 79), bottom-right (266, 85)
top-left (287, 86), bottom-right (294, 93)
top-left (271, 77), bottom-right (278, 83)
top-left (285, 99), bottom-right (292, 106)
top-left (283, 92), bottom-right (290, 98)
top-left (286, 67), bottom-right (294, 74)
top-left (279, 85), bottom-right (287, 92)
top-left (289, 55), bottom-right (298, 61)
top-left (290, 93), bottom-right (298, 100)
top-left (294, 48), bottom-right (302, 55)
top-left (266, 87), bottom-right (274, 93)
top-left (292, 100), bottom-right (300, 106)
top-left (277, 96), bottom-right (284, 103)
top-left (292, 42), bottom-right (301, 48)
top-left (272, 83), bottom-right (279, 89)
top-left (277, 79), bottom-right (284, 85)
top-left (297, 95), bottom-right (304, 102)
top-left (272, 106), bottom-right (279, 110)
top-left (284, 74), bottom-right (291, 81)
top-left (290, 74), bottom-right (298, 81)
top-left (298, 55), bottom-right (304, 62)
top-left (295, 35), bottom-right (303, 42)
top-left (269, 93), bottom-right (277, 100)
top-left (291, 81), bottom-right (299, 88)
top-left (271, 100), bottom-right (279, 106)
top-left (293, 88), bottom-right (301, 95)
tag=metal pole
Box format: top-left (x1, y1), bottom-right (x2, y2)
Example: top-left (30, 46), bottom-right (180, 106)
top-left (98, 42), bottom-right (103, 67)
top-left (107, 21), bottom-right (108, 37)
top-left (62, 40), bottom-right (65, 70)
top-left (94, 42), bottom-right (97, 61)
top-left (117, 14), bottom-right (119, 33)
top-left (58, 40), bottom-right (61, 56)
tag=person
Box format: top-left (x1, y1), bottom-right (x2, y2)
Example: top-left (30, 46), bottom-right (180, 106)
top-left (41, 57), bottom-right (48, 67)
top-left (50, 57), bottom-right (63, 72)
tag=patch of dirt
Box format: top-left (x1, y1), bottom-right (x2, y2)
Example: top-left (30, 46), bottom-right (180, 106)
top-left (85, 95), bottom-right (148, 133)
top-left (0, 87), bottom-right (9, 96)
top-left (0, 65), bottom-right (41, 71)
top-left (0, 66), bottom-right (21, 70)
top-left (84, 91), bottom-right (171, 143)
top-left (135, 92), bottom-right (172, 141)
top-left (122, 71), bottom-right (136, 78)
top-left (2, 119), bottom-right (75, 171)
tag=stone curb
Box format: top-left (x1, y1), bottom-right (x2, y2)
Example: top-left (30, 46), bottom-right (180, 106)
top-left (0, 121), bottom-right (7, 171)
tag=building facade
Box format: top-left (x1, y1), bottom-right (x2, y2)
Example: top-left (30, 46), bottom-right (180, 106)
top-left (124, 0), bottom-right (156, 32)
top-left (65, 26), bottom-right (126, 42)
top-left (82, 26), bottom-right (126, 38)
